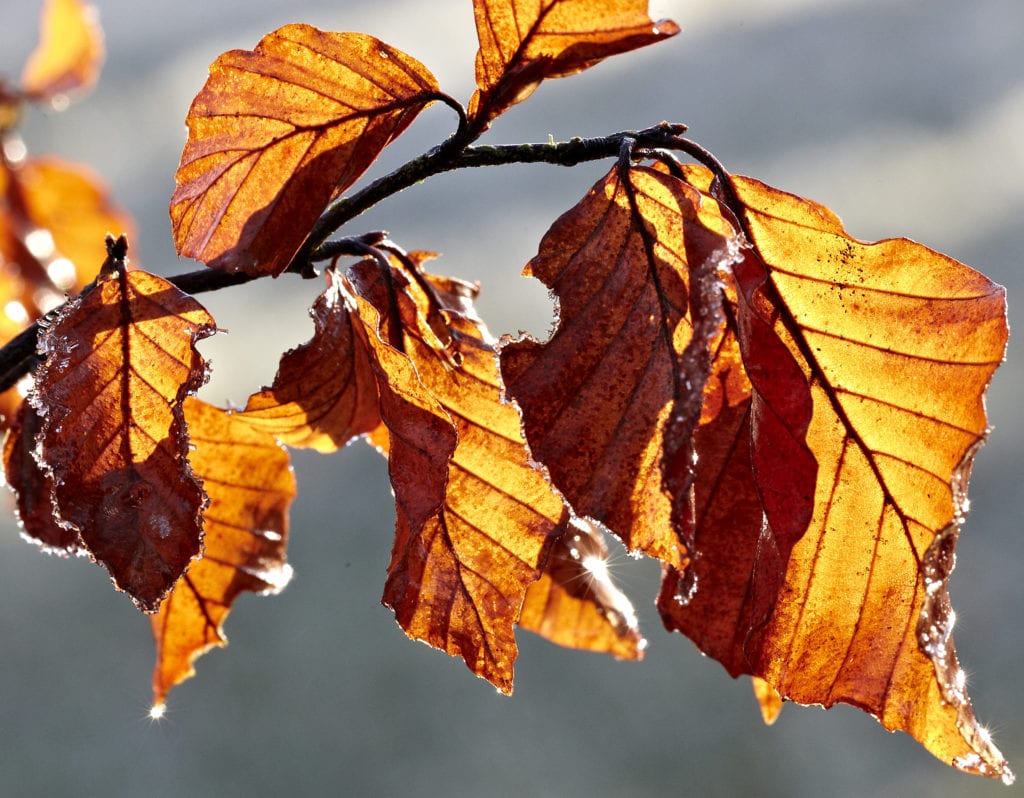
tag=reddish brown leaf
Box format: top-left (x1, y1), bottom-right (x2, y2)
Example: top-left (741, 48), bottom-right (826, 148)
top-left (150, 397), bottom-right (295, 709)
top-left (3, 400), bottom-right (82, 554)
top-left (469, 0), bottom-right (679, 126)
top-left (500, 164), bottom-right (738, 570)
top-left (239, 270), bottom-right (380, 451)
top-left (347, 258), bottom-right (566, 692)
top-left (20, 0), bottom-right (104, 101)
top-left (30, 243), bottom-right (216, 611)
top-left (518, 519), bottom-right (644, 660)
top-left (170, 26), bottom-right (440, 276)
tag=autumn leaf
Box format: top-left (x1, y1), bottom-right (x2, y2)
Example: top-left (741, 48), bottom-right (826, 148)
top-left (469, 0), bottom-right (679, 126)
top-left (345, 257), bottom-right (567, 692)
top-left (170, 25), bottom-right (440, 276)
top-left (3, 400), bottom-right (82, 554)
top-left (518, 518), bottom-right (644, 660)
top-left (239, 269), bottom-right (380, 451)
top-left (661, 168), bottom-right (1011, 781)
top-left (150, 397), bottom-right (295, 709)
top-left (21, 0), bottom-right (104, 102)
top-left (500, 164), bottom-right (739, 570)
top-left (29, 238), bottom-right (216, 611)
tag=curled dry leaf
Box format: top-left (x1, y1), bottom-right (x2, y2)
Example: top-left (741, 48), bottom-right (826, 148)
top-left (346, 259), bottom-right (567, 692)
top-left (29, 245), bottom-right (216, 611)
top-left (170, 25), bottom-right (440, 276)
top-left (21, 0), bottom-right (104, 101)
top-left (518, 518), bottom-right (644, 660)
top-left (500, 164), bottom-right (738, 570)
top-left (150, 398), bottom-right (295, 709)
top-left (469, 0), bottom-right (679, 125)
top-left (239, 270), bottom-right (380, 451)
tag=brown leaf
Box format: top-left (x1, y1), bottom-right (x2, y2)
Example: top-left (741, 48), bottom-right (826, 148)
top-left (518, 518), bottom-right (644, 660)
top-left (500, 164), bottom-right (738, 570)
top-left (170, 26), bottom-right (440, 276)
top-left (469, 0), bottom-right (679, 126)
top-left (347, 258), bottom-right (566, 693)
top-left (20, 0), bottom-right (104, 101)
top-left (30, 243), bottom-right (216, 611)
top-left (150, 397), bottom-right (295, 709)
top-left (238, 270), bottom-right (380, 451)
top-left (3, 400), bottom-right (82, 554)
top-left (663, 170), bottom-right (1011, 781)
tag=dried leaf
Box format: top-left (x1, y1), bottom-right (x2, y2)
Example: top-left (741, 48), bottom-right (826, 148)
top-left (469, 0), bottom-right (678, 125)
top-left (170, 26), bottom-right (439, 276)
top-left (150, 398), bottom-right (295, 709)
top-left (500, 164), bottom-right (737, 570)
top-left (518, 518), bottom-right (644, 660)
top-left (239, 270), bottom-right (380, 451)
top-left (3, 400), bottom-right (82, 554)
top-left (21, 0), bottom-right (104, 101)
top-left (347, 259), bottom-right (566, 692)
top-left (30, 244), bottom-right (216, 611)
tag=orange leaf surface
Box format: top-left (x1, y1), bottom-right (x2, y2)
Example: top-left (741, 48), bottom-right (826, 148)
top-left (664, 170), bottom-right (1011, 781)
top-left (150, 397), bottom-right (295, 709)
top-left (170, 26), bottom-right (440, 276)
top-left (469, 0), bottom-right (678, 125)
top-left (518, 518), bottom-right (644, 660)
top-left (500, 164), bottom-right (738, 570)
top-left (346, 259), bottom-right (566, 692)
top-left (239, 270), bottom-right (380, 451)
top-left (29, 242), bottom-right (216, 611)
top-left (21, 0), bottom-right (104, 101)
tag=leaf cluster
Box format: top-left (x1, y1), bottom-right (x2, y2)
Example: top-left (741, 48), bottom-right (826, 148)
top-left (0, 0), bottom-right (1013, 784)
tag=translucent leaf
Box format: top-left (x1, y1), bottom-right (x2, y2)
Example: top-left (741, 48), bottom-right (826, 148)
top-left (500, 164), bottom-right (738, 570)
top-left (150, 398), bottom-right (295, 709)
top-left (170, 26), bottom-right (440, 276)
top-left (347, 259), bottom-right (566, 693)
top-left (30, 243), bottom-right (216, 611)
top-left (469, 0), bottom-right (678, 125)
top-left (239, 270), bottom-right (380, 451)
top-left (20, 0), bottom-right (104, 101)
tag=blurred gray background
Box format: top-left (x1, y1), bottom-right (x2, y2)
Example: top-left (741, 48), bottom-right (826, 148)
top-left (1, 0), bottom-right (1022, 795)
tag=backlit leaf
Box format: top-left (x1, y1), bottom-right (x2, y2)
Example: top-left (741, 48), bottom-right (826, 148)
top-left (469, 0), bottom-right (678, 125)
top-left (239, 270), bottom-right (380, 451)
top-left (150, 397), bottom-right (295, 709)
top-left (170, 26), bottom-right (440, 276)
top-left (347, 259), bottom-right (566, 692)
top-left (664, 169), bottom-right (1011, 780)
top-left (30, 242), bottom-right (216, 611)
top-left (500, 164), bottom-right (738, 570)
top-left (518, 518), bottom-right (644, 660)
top-left (20, 0), bottom-right (104, 101)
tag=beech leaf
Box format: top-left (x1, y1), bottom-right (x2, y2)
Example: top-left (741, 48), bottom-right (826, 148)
top-left (20, 0), bottom-right (104, 101)
top-left (150, 397), bottom-right (295, 709)
top-left (170, 26), bottom-right (440, 276)
top-left (518, 518), bottom-right (644, 660)
top-left (500, 164), bottom-right (739, 570)
top-left (346, 258), bottom-right (567, 692)
top-left (662, 169), bottom-right (1011, 781)
top-left (469, 0), bottom-right (679, 125)
top-left (239, 270), bottom-right (380, 451)
top-left (29, 240), bottom-right (216, 611)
